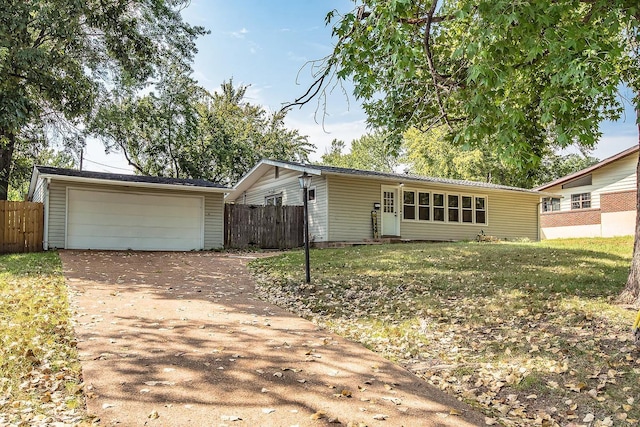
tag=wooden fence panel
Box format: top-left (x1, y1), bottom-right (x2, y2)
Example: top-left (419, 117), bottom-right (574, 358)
top-left (224, 204), bottom-right (304, 249)
top-left (0, 201), bottom-right (44, 254)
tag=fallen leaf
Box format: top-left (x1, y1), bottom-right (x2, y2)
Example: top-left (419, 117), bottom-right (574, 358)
top-left (148, 410), bottom-right (159, 419)
top-left (311, 411), bottom-right (326, 420)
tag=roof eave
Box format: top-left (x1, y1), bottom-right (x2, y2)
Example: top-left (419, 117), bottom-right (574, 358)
top-left (320, 170), bottom-right (545, 196)
top-left (226, 159), bottom-right (321, 202)
top-left (535, 145), bottom-right (639, 191)
top-left (38, 173), bottom-right (231, 194)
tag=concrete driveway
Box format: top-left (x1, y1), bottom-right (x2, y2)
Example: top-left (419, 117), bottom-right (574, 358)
top-left (61, 250), bottom-right (484, 426)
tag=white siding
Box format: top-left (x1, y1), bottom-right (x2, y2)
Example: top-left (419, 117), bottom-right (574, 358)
top-left (31, 178), bottom-right (46, 203)
top-left (46, 180), bottom-right (223, 250)
top-left (239, 167), bottom-right (329, 242)
top-left (326, 175), bottom-right (539, 241)
top-left (204, 193), bottom-right (224, 249)
top-left (48, 182), bottom-right (66, 248)
top-left (545, 153), bottom-right (637, 211)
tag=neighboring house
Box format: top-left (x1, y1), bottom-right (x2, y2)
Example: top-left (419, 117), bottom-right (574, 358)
top-left (226, 160), bottom-right (546, 244)
top-left (27, 166), bottom-right (229, 251)
top-left (535, 146), bottom-right (638, 239)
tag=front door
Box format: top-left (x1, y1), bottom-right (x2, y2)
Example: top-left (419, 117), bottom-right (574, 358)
top-left (381, 186), bottom-right (400, 236)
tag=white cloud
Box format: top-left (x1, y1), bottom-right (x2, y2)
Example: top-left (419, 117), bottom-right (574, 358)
top-left (230, 27), bottom-right (249, 39)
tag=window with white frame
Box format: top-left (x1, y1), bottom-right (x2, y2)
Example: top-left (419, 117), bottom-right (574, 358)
top-left (265, 194), bottom-right (283, 206)
top-left (433, 193), bottom-right (445, 221)
top-left (571, 193), bottom-right (591, 209)
top-left (308, 186), bottom-right (316, 202)
top-left (418, 192), bottom-right (430, 220)
top-left (462, 196), bottom-right (473, 223)
top-left (542, 197), bottom-right (560, 212)
top-left (403, 190), bottom-right (416, 220)
top-left (448, 195), bottom-right (460, 222)
top-left (475, 197), bottom-right (486, 224)
top-left (401, 189), bottom-right (487, 224)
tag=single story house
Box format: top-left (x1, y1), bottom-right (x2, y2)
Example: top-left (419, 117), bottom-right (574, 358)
top-left (27, 166), bottom-right (229, 251)
top-left (226, 160), bottom-right (547, 244)
top-left (535, 145), bottom-right (638, 239)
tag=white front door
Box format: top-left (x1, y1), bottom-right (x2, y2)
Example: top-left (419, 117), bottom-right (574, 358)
top-left (381, 186), bottom-right (400, 236)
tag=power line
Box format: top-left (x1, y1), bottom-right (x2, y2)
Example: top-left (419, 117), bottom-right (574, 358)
top-left (82, 157), bottom-right (133, 172)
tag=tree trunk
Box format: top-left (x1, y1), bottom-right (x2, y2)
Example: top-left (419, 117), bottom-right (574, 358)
top-left (0, 129), bottom-right (16, 201)
top-left (618, 109), bottom-right (640, 306)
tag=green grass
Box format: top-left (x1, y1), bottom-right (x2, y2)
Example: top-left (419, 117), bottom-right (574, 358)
top-left (251, 237), bottom-right (640, 426)
top-left (0, 252), bottom-right (85, 424)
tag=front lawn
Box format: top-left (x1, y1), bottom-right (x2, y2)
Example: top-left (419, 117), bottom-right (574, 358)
top-left (0, 252), bottom-right (86, 425)
top-left (251, 237), bottom-right (639, 427)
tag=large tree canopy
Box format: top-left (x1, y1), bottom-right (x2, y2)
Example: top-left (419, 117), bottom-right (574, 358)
top-left (0, 0), bottom-right (206, 199)
top-left (320, 130), bottom-right (400, 172)
top-left (91, 79), bottom-right (314, 185)
top-left (403, 127), bottom-right (600, 188)
top-left (289, 0), bottom-right (640, 306)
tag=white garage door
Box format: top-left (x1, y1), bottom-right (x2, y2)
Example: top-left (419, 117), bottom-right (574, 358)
top-left (67, 188), bottom-right (203, 251)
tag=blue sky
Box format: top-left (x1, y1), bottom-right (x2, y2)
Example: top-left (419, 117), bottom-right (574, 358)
top-left (83, 0), bottom-right (638, 173)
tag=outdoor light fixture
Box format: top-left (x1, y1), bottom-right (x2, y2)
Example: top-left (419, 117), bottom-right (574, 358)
top-left (298, 172), bottom-right (312, 283)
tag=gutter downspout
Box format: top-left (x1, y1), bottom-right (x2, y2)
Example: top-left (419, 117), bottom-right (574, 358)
top-left (536, 201), bottom-right (541, 242)
top-left (43, 178), bottom-right (50, 250)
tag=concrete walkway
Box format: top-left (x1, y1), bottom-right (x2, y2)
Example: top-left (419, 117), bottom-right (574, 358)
top-left (61, 250), bottom-right (484, 426)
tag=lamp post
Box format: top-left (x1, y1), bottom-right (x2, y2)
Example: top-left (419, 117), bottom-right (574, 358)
top-left (298, 172), bottom-right (312, 284)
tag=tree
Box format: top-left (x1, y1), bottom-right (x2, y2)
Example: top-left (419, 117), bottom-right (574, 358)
top-left (289, 1), bottom-right (640, 305)
top-left (92, 79), bottom-right (314, 184)
top-left (403, 127), bottom-right (600, 188)
top-left (321, 130), bottom-right (400, 172)
top-left (0, 0), bottom-right (206, 199)
top-left (191, 81), bottom-right (314, 184)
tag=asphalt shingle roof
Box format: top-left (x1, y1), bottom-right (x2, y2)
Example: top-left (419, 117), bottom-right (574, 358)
top-left (271, 160), bottom-right (543, 195)
top-left (35, 166), bottom-right (228, 189)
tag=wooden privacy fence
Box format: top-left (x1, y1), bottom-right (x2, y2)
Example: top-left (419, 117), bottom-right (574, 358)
top-left (0, 201), bottom-right (44, 254)
top-left (225, 204), bottom-right (304, 249)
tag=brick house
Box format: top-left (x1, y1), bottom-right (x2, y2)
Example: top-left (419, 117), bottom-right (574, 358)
top-left (535, 146), bottom-right (638, 239)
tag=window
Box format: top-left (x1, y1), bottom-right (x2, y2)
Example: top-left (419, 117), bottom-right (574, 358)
top-left (403, 190), bottom-right (416, 220)
top-left (308, 187), bottom-right (316, 202)
top-left (265, 194), bottom-right (283, 206)
top-left (418, 192), bottom-right (430, 221)
top-left (462, 196), bottom-right (473, 223)
top-left (475, 197), bottom-right (486, 224)
top-left (383, 191), bottom-right (395, 213)
top-left (433, 193), bottom-right (445, 221)
top-left (448, 195), bottom-right (460, 222)
top-left (542, 197), bottom-right (560, 212)
top-left (571, 193), bottom-right (591, 209)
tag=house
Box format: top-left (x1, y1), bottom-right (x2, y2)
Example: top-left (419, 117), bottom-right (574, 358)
top-left (535, 146), bottom-right (638, 239)
top-left (226, 160), bottom-right (545, 244)
top-left (27, 166), bottom-right (229, 251)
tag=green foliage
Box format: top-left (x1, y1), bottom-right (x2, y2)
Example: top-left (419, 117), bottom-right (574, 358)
top-left (0, 252), bottom-right (83, 422)
top-left (92, 78), bottom-right (314, 184)
top-left (0, 0), bottom-right (206, 198)
top-left (402, 127), bottom-right (600, 188)
top-left (317, 0), bottom-right (639, 171)
top-left (320, 130), bottom-right (400, 172)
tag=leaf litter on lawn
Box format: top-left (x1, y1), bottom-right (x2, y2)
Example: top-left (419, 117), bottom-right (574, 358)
top-left (251, 237), bottom-right (640, 427)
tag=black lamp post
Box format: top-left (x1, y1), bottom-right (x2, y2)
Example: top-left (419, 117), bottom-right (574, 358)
top-left (298, 172), bottom-right (312, 283)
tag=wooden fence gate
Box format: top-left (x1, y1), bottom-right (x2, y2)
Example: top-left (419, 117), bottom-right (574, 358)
top-left (0, 201), bottom-right (44, 254)
top-left (224, 204), bottom-right (304, 249)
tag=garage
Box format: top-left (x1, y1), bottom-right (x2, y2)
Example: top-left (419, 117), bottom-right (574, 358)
top-left (27, 166), bottom-right (229, 251)
top-left (67, 189), bottom-right (204, 251)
